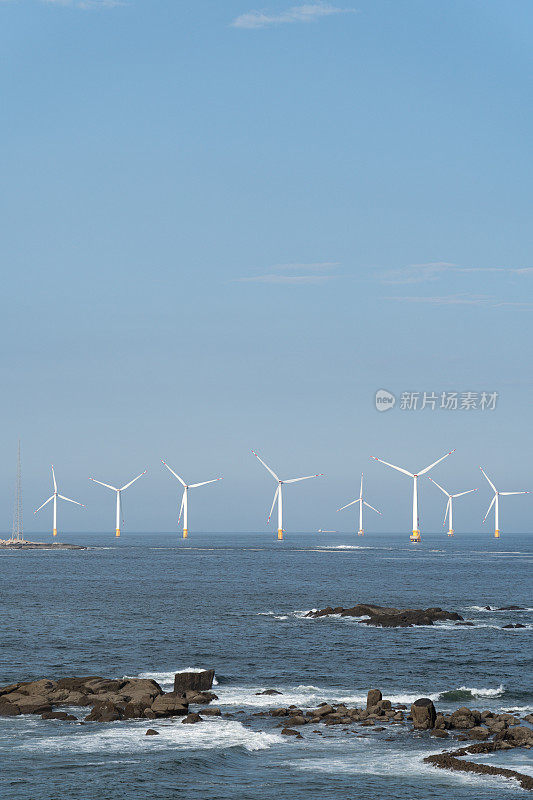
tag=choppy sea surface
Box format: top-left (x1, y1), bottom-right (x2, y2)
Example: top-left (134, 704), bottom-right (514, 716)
top-left (0, 531), bottom-right (532, 799)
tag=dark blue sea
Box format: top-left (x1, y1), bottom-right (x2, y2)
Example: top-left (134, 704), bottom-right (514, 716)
top-left (1, 532), bottom-right (532, 799)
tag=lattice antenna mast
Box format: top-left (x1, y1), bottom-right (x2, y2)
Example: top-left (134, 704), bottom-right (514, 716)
top-left (12, 440), bottom-right (23, 542)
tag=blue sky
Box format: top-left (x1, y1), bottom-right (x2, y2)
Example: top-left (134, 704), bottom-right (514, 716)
top-left (1, 0), bottom-right (532, 534)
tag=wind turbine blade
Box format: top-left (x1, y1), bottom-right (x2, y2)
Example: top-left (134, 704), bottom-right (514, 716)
top-left (34, 496), bottom-right (54, 514)
top-left (452, 489), bottom-right (477, 498)
top-left (499, 491), bottom-right (530, 496)
top-left (188, 478), bottom-right (223, 489)
top-left (443, 497), bottom-right (450, 527)
top-left (177, 491), bottom-right (185, 525)
top-left (479, 467), bottom-right (497, 493)
top-left (252, 451), bottom-right (280, 481)
top-left (363, 501), bottom-right (381, 515)
top-left (427, 477), bottom-right (450, 497)
top-left (267, 486), bottom-right (280, 524)
top-left (51, 465), bottom-right (57, 493)
top-left (371, 457), bottom-right (413, 477)
top-left (284, 474), bottom-right (323, 484)
top-left (337, 499), bottom-right (359, 512)
top-left (89, 477), bottom-right (118, 491)
top-left (161, 461), bottom-right (187, 487)
top-left (482, 494), bottom-right (496, 523)
top-left (58, 495), bottom-right (85, 507)
top-left (418, 449), bottom-right (456, 476)
top-left (121, 470), bottom-right (147, 491)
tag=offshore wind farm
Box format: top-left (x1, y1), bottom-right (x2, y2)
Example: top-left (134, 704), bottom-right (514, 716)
top-left (1, 2), bottom-right (532, 800)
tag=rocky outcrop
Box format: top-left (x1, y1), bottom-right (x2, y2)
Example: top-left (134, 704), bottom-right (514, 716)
top-left (305, 604), bottom-right (463, 627)
top-left (424, 742), bottom-right (533, 791)
top-left (366, 689), bottom-right (382, 709)
top-left (411, 698), bottom-right (436, 730)
top-left (173, 671), bottom-right (215, 694)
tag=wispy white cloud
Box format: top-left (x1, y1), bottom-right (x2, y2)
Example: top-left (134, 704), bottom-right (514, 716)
top-left (271, 261), bottom-right (339, 272)
top-left (381, 262), bottom-right (533, 285)
top-left (235, 260), bottom-right (339, 284)
top-left (231, 2), bottom-right (356, 29)
top-left (236, 274), bottom-right (334, 284)
top-left (385, 293), bottom-right (533, 308)
top-left (43, 0), bottom-right (125, 8)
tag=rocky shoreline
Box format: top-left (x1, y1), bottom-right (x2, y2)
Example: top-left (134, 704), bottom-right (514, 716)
top-left (305, 603), bottom-right (464, 626)
top-left (0, 540), bottom-right (86, 550)
top-left (1, 670), bottom-right (532, 790)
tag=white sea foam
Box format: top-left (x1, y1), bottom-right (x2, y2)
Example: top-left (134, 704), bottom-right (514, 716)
top-left (286, 749), bottom-right (520, 790)
top-left (467, 605), bottom-right (533, 613)
top-left (20, 718), bottom-right (281, 754)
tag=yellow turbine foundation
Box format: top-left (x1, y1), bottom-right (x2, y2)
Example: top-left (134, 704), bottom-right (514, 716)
top-left (116, 529), bottom-right (121, 537)
top-left (183, 529), bottom-right (188, 539)
top-left (410, 529), bottom-right (421, 542)
top-left (358, 529), bottom-right (364, 536)
top-left (53, 529), bottom-right (57, 537)
top-left (494, 529), bottom-right (500, 538)
top-left (277, 529), bottom-right (283, 540)
top-left (447, 529), bottom-right (454, 536)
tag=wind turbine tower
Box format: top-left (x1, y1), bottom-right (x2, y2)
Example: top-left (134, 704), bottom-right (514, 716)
top-left (337, 472), bottom-right (381, 535)
top-left (372, 450), bottom-right (455, 542)
top-left (252, 450), bottom-right (323, 540)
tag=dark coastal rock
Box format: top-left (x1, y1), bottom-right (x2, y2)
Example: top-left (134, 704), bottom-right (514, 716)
top-left (498, 605), bottom-right (523, 611)
top-left (449, 707), bottom-right (482, 730)
top-left (14, 696), bottom-right (53, 715)
top-left (281, 727), bottom-right (303, 738)
top-left (305, 604), bottom-right (463, 627)
top-left (503, 623), bottom-right (526, 629)
top-left (256, 689), bottom-right (282, 695)
top-left (145, 729), bottom-right (159, 735)
top-left (85, 701), bottom-right (123, 722)
top-left (201, 707), bottom-right (221, 716)
top-left (366, 689), bottom-right (382, 709)
top-left (468, 726), bottom-right (490, 740)
top-left (150, 693), bottom-right (189, 718)
top-left (499, 726), bottom-right (533, 747)
top-left (0, 699), bottom-right (21, 716)
top-left (173, 670), bottom-right (215, 694)
top-left (430, 728), bottom-right (449, 737)
top-left (410, 698), bottom-right (436, 730)
top-left (41, 711), bottom-right (77, 721)
top-left (182, 713), bottom-right (202, 724)
top-left (455, 621), bottom-right (474, 626)
top-left (185, 690), bottom-right (218, 704)
top-left (424, 742), bottom-right (533, 791)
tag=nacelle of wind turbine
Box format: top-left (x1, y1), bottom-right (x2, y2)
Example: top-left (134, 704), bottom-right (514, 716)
top-left (252, 450), bottom-right (323, 540)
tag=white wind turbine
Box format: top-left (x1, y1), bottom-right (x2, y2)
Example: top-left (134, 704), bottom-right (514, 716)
top-left (252, 450), bottom-right (323, 540)
top-left (337, 472), bottom-right (381, 536)
top-left (89, 470), bottom-right (147, 537)
top-left (162, 461), bottom-right (222, 539)
top-left (371, 450), bottom-right (455, 542)
top-left (480, 467), bottom-right (530, 538)
top-left (428, 478), bottom-right (477, 536)
top-left (34, 465), bottom-right (85, 538)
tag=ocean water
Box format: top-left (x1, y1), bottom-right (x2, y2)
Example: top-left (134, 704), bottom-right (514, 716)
top-left (0, 532), bottom-right (531, 799)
